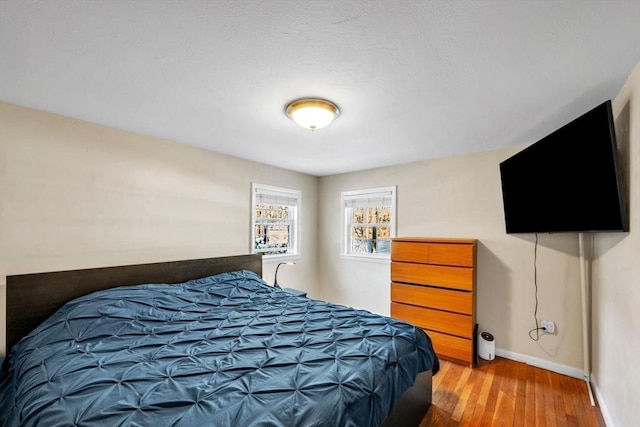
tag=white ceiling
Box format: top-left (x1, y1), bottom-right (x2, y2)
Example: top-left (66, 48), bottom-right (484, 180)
top-left (1, 1), bottom-right (638, 176)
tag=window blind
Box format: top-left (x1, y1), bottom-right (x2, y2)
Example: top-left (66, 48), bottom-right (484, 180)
top-left (343, 191), bottom-right (393, 208)
top-left (255, 190), bottom-right (299, 207)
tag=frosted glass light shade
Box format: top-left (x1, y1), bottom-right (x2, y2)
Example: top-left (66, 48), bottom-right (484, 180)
top-left (286, 99), bottom-right (339, 131)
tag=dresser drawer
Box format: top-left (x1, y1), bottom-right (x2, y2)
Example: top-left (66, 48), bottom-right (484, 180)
top-left (391, 282), bottom-right (473, 315)
top-left (391, 241), bottom-right (474, 267)
top-left (391, 262), bottom-right (473, 291)
top-left (425, 329), bottom-right (473, 364)
top-left (391, 302), bottom-right (473, 338)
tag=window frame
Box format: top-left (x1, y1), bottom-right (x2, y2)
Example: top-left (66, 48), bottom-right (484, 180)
top-left (251, 183), bottom-right (301, 262)
top-left (341, 186), bottom-right (397, 261)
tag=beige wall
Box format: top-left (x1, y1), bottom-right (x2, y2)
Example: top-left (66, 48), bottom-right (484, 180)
top-left (592, 63), bottom-right (639, 426)
top-left (0, 102), bottom-right (319, 355)
top-left (318, 149), bottom-right (585, 370)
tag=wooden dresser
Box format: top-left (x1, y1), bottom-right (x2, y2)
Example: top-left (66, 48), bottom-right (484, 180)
top-left (390, 237), bottom-right (477, 366)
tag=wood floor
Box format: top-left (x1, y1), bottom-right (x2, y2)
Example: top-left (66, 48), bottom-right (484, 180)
top-left (420, 357), bottom-right (606, 427)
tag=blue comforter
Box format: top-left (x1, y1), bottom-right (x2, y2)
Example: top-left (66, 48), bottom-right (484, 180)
top-left (0, 270), bottom-right (438, 426)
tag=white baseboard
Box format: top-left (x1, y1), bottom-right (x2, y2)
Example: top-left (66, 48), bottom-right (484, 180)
top-left (495, 348), bottom-right (585, 379)
top-left (591, 377), bottom-right (613, 427)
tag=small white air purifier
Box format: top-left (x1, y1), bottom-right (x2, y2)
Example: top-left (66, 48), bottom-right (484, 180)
top-left (478, 331), bottom-right (495, 361)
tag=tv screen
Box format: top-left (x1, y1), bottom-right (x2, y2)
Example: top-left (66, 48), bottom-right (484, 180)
top-left (499, 100), bottom-right (628, 234)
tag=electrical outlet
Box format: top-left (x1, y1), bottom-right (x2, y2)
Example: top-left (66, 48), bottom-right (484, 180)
top-left (541, 320), bottom-right (556, 334)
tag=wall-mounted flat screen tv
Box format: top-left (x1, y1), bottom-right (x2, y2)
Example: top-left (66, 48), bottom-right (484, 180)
top-left (499, 100), bottom-right (628, 234)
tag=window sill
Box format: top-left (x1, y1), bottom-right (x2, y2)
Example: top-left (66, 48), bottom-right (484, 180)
top-left (261, 254), bottom-right (301, 263)
top-left (340, 254), bottom-right (390, 264)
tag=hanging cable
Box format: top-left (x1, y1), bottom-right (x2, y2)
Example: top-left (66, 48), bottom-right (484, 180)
top-left (529, 233), bottom-right (545, 341)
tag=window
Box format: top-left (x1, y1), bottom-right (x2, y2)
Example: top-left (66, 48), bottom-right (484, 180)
top-left (342, 186), bottom-right (396, 258)
top-left (251, 183), bottom-right (300, 259)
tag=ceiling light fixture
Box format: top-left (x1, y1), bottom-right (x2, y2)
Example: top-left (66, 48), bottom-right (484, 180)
top-left (286, 98), bottom-right (339, 131)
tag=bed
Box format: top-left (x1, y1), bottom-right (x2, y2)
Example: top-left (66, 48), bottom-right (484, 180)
top-left (1, 255), bottom-right (438, 426)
